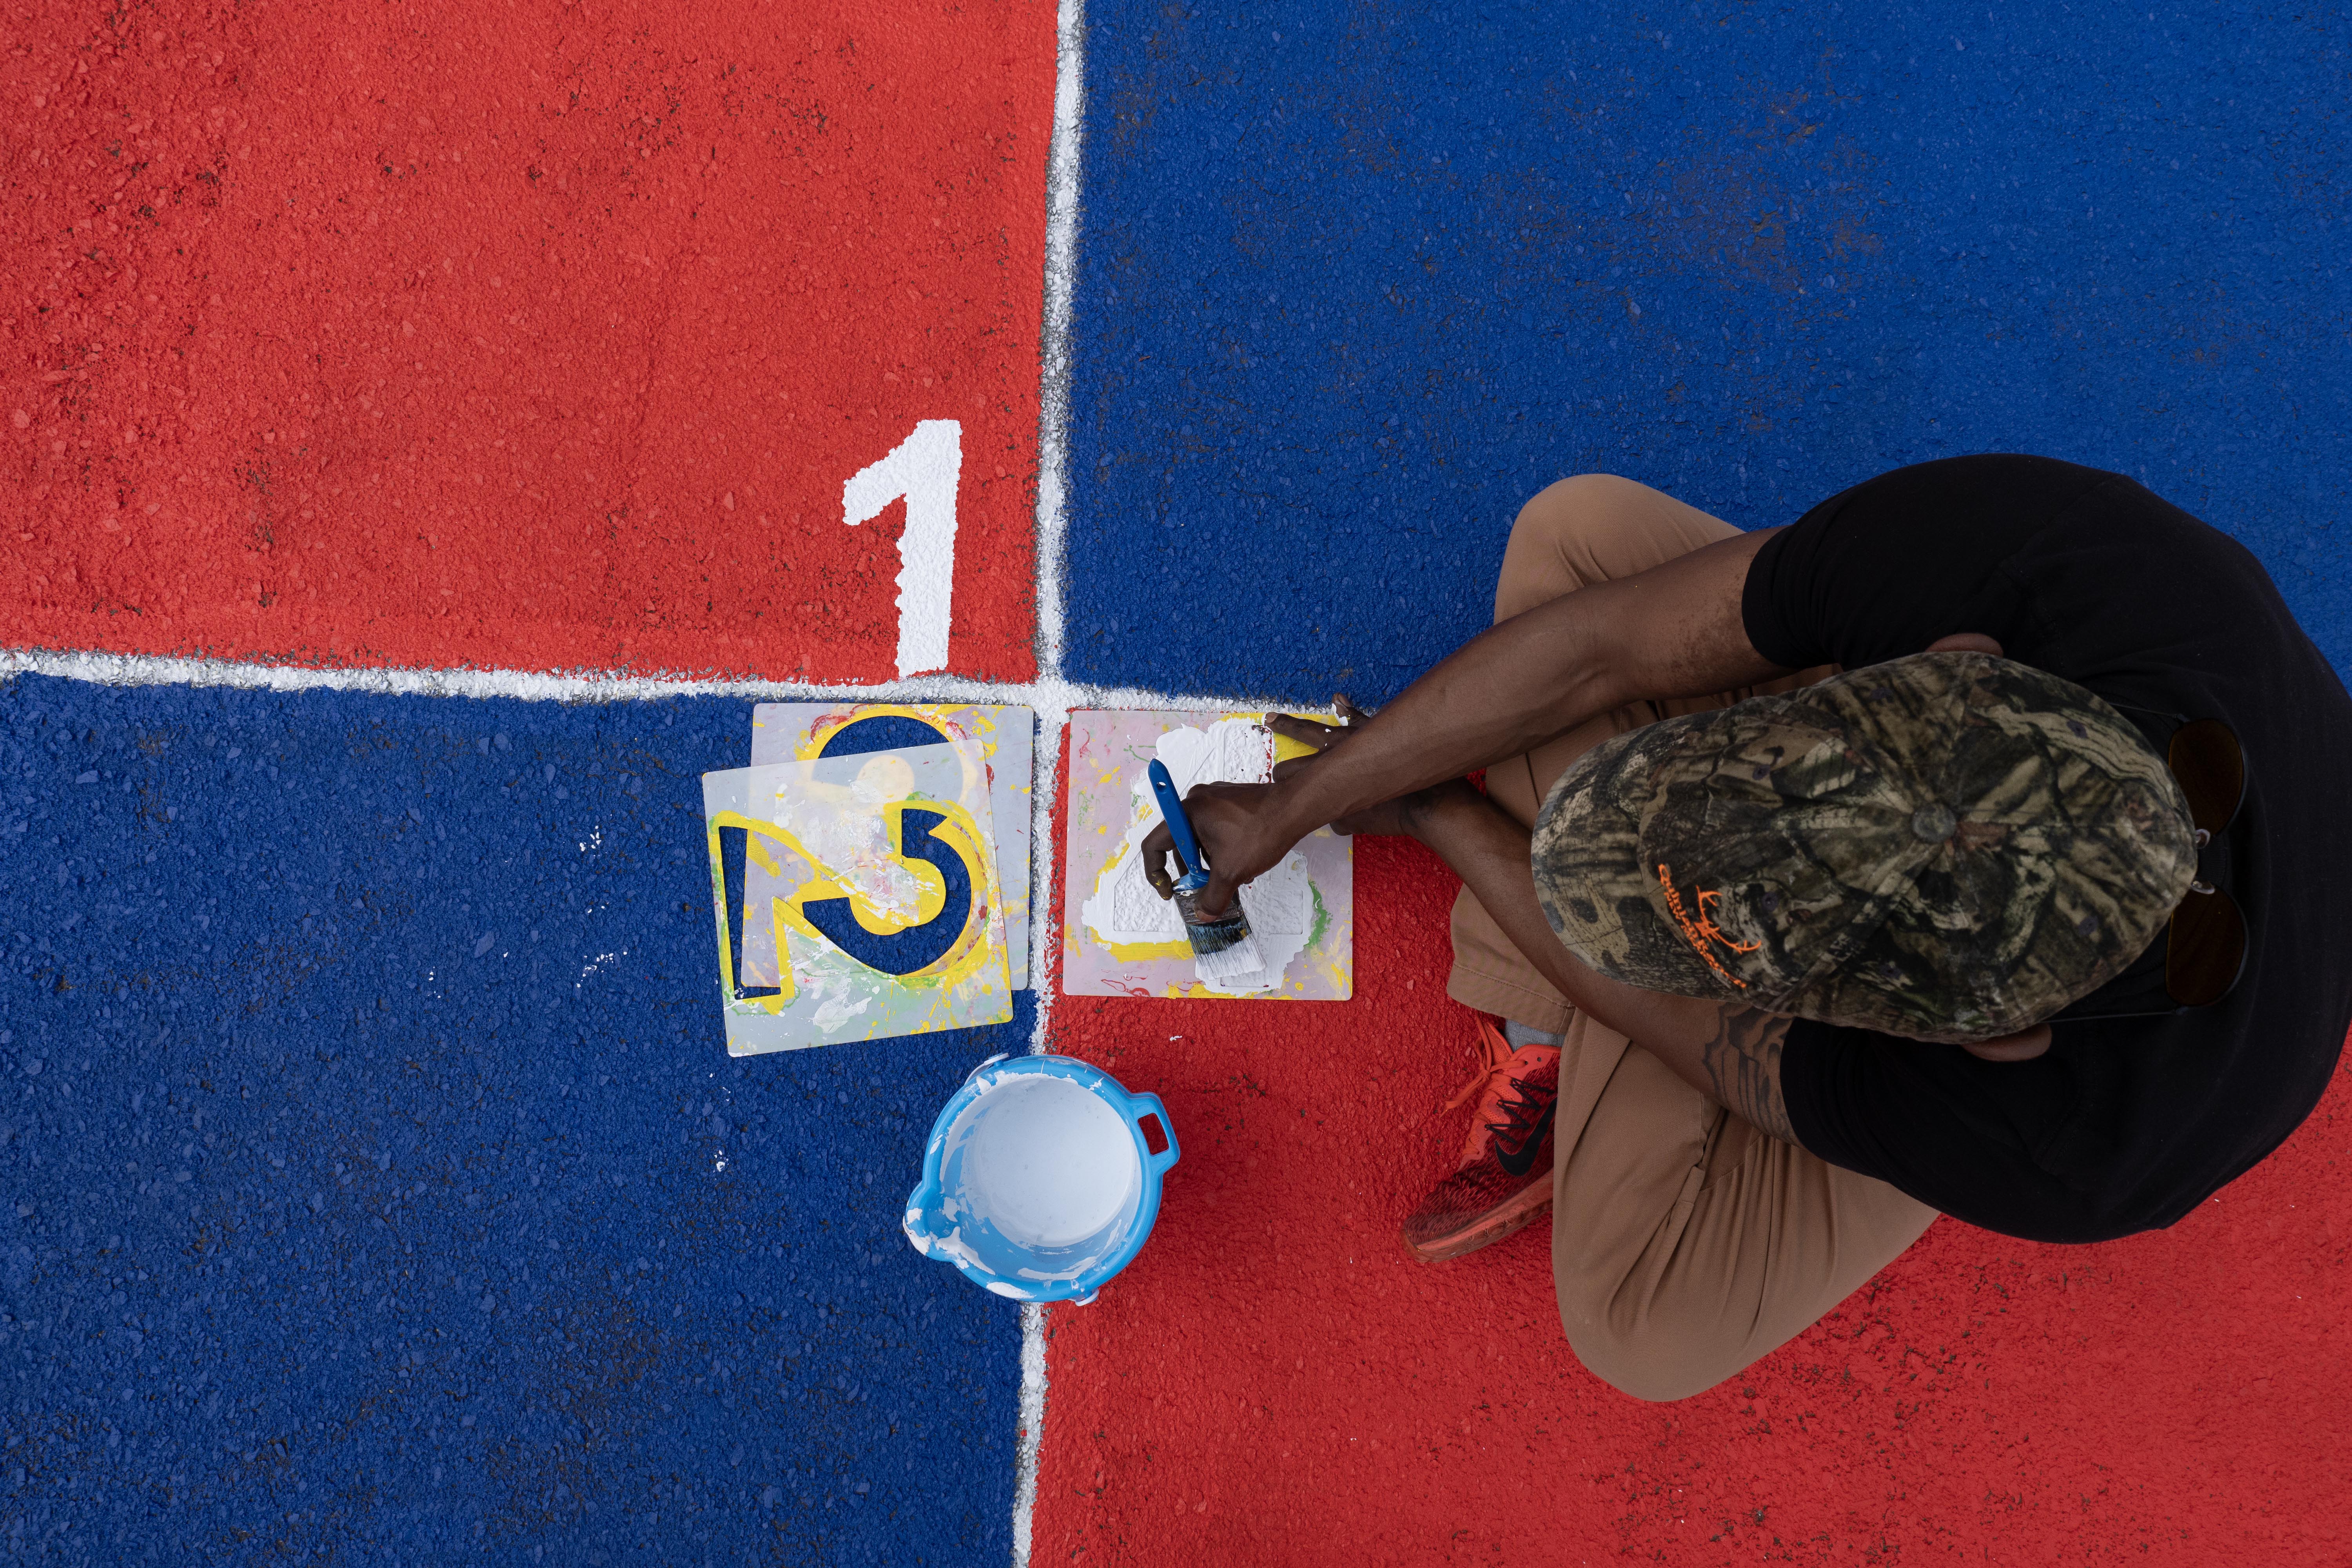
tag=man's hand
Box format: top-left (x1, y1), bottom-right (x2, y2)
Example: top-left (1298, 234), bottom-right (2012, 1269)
top-left (1136, 778), bottom-right (1285, 917)
top-left (1139, 697), bottom-right (1432, 917)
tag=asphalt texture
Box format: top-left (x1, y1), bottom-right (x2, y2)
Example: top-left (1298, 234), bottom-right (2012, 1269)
top-left (1061, 0), bottom-right (2352, 704)
top-left (0, 675), bottom-right (1025, 1563)
top-left (4, 0), bottom-right (2350, 1562)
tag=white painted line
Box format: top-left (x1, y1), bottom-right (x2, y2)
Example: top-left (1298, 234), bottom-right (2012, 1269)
top-left (0, 646), bottom-right (1035, 705)
top-left (1012, 1301), bottom-right (1052, 1565)
top-left (0, 648), bottom-right (1292, 715)
top-left (1032, 0), bottom-right (1082, 703)
top-left (1013, 0), bottom-right (1088, 1558)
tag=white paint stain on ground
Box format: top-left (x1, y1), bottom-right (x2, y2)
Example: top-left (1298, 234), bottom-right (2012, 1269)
top-left (577, 949), bottom-right (629, 986)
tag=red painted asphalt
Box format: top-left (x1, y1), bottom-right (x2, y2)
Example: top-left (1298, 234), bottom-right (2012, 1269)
top-left (2, 2), bottom-right (1050, 682)
top-left (1038, 836), bottom-right (2352, 1564)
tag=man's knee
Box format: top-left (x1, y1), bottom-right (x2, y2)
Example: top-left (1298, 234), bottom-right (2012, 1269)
top-left (1559, 1309), bottom-right (1746, 1404)
top-left (1555, 1246), bottom-right (1758, 1403)
top-left (1494, 474), bottom-right (1666, 620)
top-left (1509, 472), bottom-right (1645, 549)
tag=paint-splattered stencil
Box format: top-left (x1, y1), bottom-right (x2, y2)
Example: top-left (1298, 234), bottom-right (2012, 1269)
top-left (1062, 710), bottom-right (1351, 1001)
top-left (703, 746), bottom-right (1014, 1054)
top-left (752, 702), bottom-right (1034, 986)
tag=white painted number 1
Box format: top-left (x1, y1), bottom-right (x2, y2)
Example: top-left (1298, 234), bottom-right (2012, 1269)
top-left (842, 420), bottom-right (961, 679)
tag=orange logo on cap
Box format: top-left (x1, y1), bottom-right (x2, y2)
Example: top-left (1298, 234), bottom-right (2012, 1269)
top-left (1656, 863), bottom-right (1758, 989)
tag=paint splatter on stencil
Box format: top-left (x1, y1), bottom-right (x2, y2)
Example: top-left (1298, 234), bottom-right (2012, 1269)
top-left (751, 702), bottom-right (1034, 986)
top-left (1062, 711), bottom-right (1350, 1001)
top-left (702, 746), bottom-right (1014, 1053)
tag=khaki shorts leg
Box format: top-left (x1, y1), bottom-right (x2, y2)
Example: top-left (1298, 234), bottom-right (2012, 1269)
top-left (1439, 472), bottom-right (1939, 1401)
top-left (1548, 1022), bottom-right (1938, 1401)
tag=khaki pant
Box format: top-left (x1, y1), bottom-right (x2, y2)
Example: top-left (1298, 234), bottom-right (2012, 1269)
top-left (1445, 474), bottom-right (1939, 1403)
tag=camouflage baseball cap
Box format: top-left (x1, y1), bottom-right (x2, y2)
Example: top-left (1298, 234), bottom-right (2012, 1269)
top-left (1530, 652), bottom-right (2198, 1043)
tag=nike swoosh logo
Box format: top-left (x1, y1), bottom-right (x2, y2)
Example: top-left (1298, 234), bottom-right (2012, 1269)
top-left (1493, 1098), bottom-right (1558, 1178)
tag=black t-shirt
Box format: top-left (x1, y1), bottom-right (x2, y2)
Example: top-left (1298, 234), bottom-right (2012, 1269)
top-left (1742, 454), bottom-right (2352, 1243)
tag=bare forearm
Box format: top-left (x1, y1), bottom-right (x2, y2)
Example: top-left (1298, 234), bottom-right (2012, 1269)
top-left (1407, 786), bottom-right (1799, 1144)
top-left (1264, 613), bottom-right (1613, 837)
top-left (1682, 1006), bottom-right (1798, 1146)
top-left (1264, 527), bottom-right (1786, 842)
top-left (1407, 784), bottom-right (1624, 1018)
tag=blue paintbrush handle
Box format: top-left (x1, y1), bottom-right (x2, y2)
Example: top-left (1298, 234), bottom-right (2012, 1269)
top-left (1147, 760), bottom-right (1205, 879)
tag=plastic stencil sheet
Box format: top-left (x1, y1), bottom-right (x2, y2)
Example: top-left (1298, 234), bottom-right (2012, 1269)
top-left (753, 702), bottom-right (1034, 987)
top-left (1062, 710), bottom-right (1351, 1001)
top-left (703, 746), bottom-right (1013, 1053)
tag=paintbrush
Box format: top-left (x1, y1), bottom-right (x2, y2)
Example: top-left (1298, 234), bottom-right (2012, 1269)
top-left (1147, 759), bottom-right (1267, 984)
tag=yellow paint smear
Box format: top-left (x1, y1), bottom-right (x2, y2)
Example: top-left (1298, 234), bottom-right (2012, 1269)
top-left (1105, 939), bottom-right (1196, 962)
top-left (706, 799), bottom-right (1000, 1013)
top-left (795, 703), bottom-right (996, 787)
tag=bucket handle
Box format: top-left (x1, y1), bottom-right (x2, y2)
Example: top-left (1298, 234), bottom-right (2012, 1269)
top-left (1124, 1091), bottom-right (1181, 1176)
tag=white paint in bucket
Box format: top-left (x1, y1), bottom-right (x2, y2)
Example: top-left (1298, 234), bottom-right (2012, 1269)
top-left (947, 1074), bottom-right (1139, 1251)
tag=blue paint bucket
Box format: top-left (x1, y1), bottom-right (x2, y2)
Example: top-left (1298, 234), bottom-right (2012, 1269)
top-left (902, 1053), bottom-right (1180, 1305)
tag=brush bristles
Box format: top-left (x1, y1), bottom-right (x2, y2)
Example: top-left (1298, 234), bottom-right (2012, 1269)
top-left (1171, 882), bottom-right (1269, 982)
top-left (1190, 931), bottom-right (1267, 982)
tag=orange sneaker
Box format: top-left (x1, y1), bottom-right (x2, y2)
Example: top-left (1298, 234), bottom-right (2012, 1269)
top-left (1400, 1018), bottom-right (1561, 1262)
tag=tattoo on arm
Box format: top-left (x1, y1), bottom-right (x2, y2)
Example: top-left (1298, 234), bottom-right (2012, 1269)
top-left (1696, 1006), bottom-right (1798, 1145)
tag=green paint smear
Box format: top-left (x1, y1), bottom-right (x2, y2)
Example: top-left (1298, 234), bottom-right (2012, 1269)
top-left (1307, 883), bottom-right (1330, 951)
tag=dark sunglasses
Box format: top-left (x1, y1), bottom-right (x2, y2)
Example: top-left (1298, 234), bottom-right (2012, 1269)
top-left (2052, 714), bottom-right (2247, 1021)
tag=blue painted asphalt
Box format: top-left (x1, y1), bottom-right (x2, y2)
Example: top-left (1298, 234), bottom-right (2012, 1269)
top-left (1062, 0), bottom-right (2352, 701)
top-left (0, 675), bottom-right (1023, 1564)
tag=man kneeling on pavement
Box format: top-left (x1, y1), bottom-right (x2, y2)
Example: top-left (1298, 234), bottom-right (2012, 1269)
top-left (1146, 454), bottom-right (2352, 1401)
